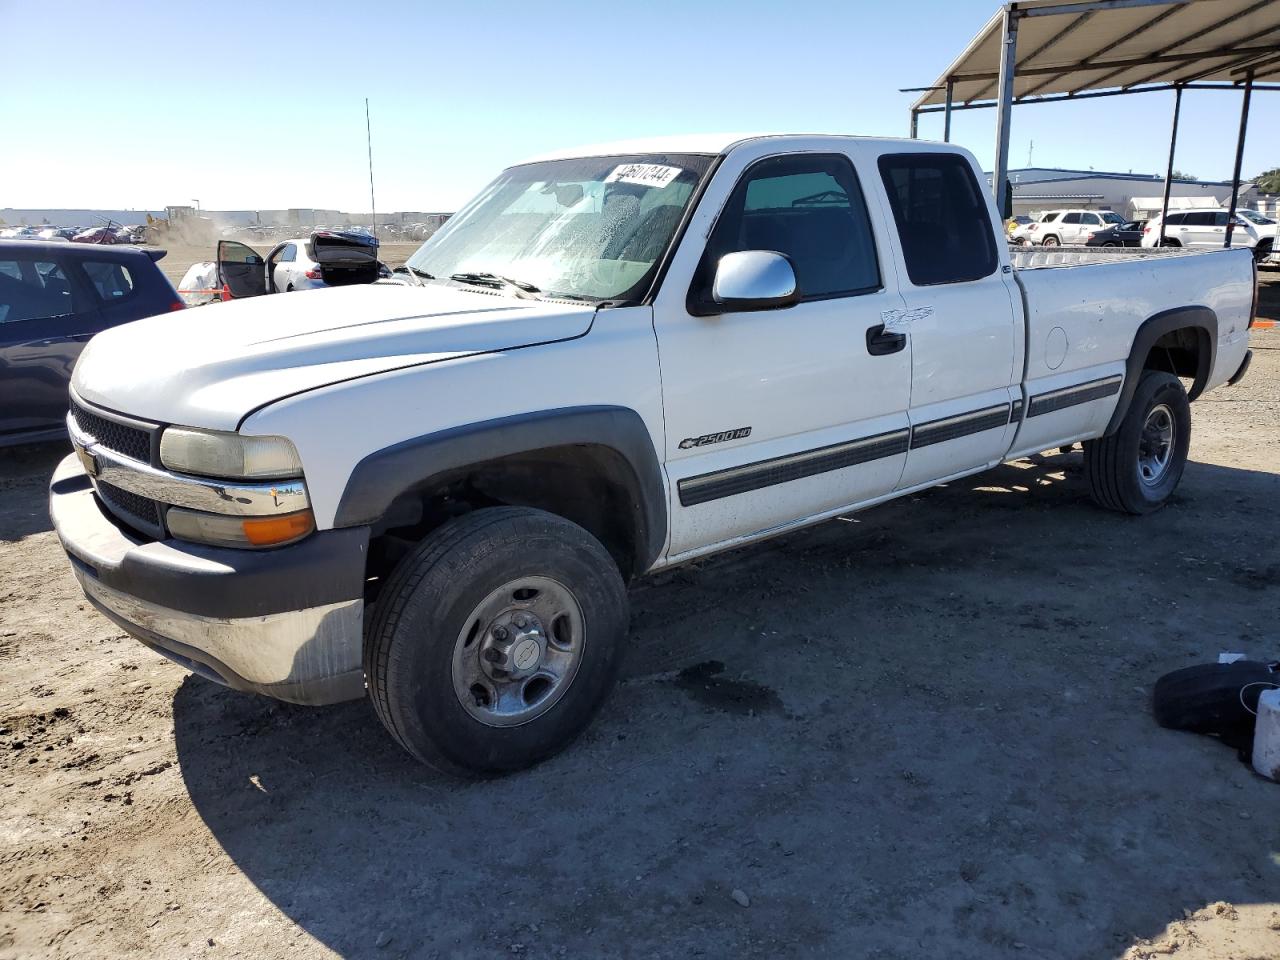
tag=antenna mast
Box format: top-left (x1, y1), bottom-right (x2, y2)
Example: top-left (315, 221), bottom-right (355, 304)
top-left (366, 98), bottom-right (377, 241)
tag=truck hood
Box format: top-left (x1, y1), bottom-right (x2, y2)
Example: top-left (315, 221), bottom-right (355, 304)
top-left (72, 283), bottom-right (597, 431)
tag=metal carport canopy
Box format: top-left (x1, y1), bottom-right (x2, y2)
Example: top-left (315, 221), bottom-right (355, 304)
top-left (911, 0), bottom-right (1280, 109)
top-left (906, 0), bottom-right (1280, 240)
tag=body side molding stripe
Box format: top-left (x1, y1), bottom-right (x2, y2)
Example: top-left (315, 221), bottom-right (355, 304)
top-left (909, 403), bottom-right (1011, 450)
top-left (678, 377), bottom-right (1114, 508)
top-left (677, 428), bottom-right (910, 507)
top-left (1027, 374), bottom-right (1123, 418)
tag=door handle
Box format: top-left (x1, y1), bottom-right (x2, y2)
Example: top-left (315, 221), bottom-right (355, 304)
top-left (866, 323), bottom-right (907, 356)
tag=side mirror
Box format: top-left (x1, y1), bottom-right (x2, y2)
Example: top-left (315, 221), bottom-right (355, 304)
top-left (711, 250), bottom-right (799, 313)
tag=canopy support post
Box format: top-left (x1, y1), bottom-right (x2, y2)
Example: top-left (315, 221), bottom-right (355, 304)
top-left (909, 109), bottom-right (919, 139)
top-left (1157, 84), bottom-right (1182, 246)
top-left (943, 79), bottom-right (955, 141)
top-left (992, 5), bottom-right (1020, 218)
top-left (1224, 71), bottom-right (1254, 248)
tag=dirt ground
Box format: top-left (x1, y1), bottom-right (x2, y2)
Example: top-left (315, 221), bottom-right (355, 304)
top-left (2, 287), bottom-right (1279, 960)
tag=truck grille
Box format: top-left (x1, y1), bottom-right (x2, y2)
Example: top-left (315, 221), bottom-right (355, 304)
top-left (70, 400), bottom-right (152, 463)
top-left (96, 480), bottom-right (162, 532)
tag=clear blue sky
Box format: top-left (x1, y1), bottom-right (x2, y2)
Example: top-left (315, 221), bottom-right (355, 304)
top-left (2, 0), bottom-right (1275, 212)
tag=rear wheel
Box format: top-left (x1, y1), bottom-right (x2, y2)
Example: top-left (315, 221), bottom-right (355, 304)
top-left (1083, 370), bottom-right (1190, 514)
top-left (1041, 235), bottom-right (1060, 248)
top-left (365, 507), bottom-right (628, 776)
top-left (1103, 241), bottom-right (1119, 248)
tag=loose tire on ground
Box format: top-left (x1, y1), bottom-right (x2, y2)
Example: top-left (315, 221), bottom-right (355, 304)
top-left (1083, 370), bottom-right (1190, 514)
top-left (1153, 661), bottom-right (1278, 734)
top-left (365, 506), bottom-right (628, 776)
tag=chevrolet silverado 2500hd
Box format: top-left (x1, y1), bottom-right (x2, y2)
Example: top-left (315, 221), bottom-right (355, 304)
top-left (51, 134), bottom-right (1256, 775)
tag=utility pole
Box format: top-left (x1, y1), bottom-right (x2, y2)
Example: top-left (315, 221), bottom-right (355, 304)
top-left (366, 98), bottom-right (377, 241)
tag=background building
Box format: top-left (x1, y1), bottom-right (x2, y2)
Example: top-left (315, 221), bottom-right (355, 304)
top-left (986, 167), bottom-right (1267, 220)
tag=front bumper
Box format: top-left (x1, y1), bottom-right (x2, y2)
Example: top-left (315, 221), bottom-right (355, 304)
top-left (50, 454), bottom-right (370, 705)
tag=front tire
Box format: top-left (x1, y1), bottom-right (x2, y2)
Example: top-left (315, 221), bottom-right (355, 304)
top-left (1083, 371), bottom-right (1190, 514)
top-left (365, 507), bottom-right (628, 776)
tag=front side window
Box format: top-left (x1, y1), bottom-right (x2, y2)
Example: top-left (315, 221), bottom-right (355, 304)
top-left (1100, 211), bottom-right (1125, 224)
top-left (406, 153), bottom-right (715, 302)
top-left (878, 153), bottom-right (997, 286)
top-left (696, 153), bottom-right (880, 302)
top-left (0, 259), bottom-right (73, 323)
top-left (83, 261), bottom-right (133, 301)
top-left (1081, 213), bottom-right (1102, 226)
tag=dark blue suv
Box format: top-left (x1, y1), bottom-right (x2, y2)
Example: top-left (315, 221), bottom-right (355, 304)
top-left (0, 241), bottom-right (183, 447)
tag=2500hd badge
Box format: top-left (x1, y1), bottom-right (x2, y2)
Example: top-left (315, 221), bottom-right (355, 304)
top-left (678, 427), bottom-right (752, 450)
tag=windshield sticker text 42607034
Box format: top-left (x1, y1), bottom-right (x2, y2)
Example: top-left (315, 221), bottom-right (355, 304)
top-left (604, 163), bottom-right (683, 189)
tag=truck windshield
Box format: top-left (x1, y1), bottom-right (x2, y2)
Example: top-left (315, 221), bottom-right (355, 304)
top-left (405, 153), bottom-right (715, 302)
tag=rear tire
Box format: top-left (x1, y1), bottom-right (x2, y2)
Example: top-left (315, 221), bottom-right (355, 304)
top-left (365, 507), bottom-right (628, 777)
top-left (1083, 371), bottom-right (1190, 514)
top-left (1041, 235), bottom-right (1060, 248)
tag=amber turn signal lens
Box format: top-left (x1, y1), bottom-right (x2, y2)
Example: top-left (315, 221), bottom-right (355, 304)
top-left (241, 510), bottom-right (316, 546)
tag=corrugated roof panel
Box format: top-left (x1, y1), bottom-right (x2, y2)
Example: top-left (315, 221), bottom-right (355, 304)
top-left (913, 0), bottom-right (1280, 108)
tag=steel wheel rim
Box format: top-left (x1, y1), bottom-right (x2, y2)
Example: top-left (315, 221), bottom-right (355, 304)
top-left (1138, 403), bottom-right (1175, 486)
top-left (451, 576), bottom-right (585, 727)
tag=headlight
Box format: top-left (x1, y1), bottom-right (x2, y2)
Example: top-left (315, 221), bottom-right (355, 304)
top-left (160, 427), bottom-right (303, 479)
top-left (166, 507), bottom-right (315, 548)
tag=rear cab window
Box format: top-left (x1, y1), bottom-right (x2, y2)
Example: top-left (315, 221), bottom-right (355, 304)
top-left (877, 152), bottom-right (997, 286)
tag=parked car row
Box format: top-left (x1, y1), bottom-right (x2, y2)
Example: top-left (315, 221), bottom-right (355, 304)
top-left (1011, 206), bottom-right (1276, 262)
top-left (0, 224), bottom-right (147, 244)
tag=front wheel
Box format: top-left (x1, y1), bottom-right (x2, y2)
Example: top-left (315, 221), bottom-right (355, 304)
top-left (365, 507), bottom-right (628, 776)
top-left (1083, 371), bottom-right (1190, 514)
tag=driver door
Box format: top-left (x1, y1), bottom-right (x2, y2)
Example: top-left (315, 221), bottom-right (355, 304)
top-left (652, 147), bottom-right (912, 560)
top-left (216, 240), bottom-right (267, 298)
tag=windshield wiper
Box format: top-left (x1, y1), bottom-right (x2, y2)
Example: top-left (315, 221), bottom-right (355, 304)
top-left (449, 271), bottom-right (540, 297)
top-left (394, 265), bottom-right (434, 286)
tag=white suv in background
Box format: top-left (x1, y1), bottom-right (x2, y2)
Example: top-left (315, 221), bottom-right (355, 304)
top-left (1012, 209), bottom-right (1125, 246)
top-left (1140, 209), bottom-right (1273, 260)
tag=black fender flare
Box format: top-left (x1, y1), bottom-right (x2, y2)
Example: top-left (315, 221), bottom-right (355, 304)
top-left (334, 405), bottom-right (667, 573)
top-left (1105, 305), bottom-right (1216, 436)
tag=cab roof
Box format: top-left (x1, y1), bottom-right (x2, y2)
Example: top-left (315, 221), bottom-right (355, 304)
top-left (516, 133), bottom-right (933, 166)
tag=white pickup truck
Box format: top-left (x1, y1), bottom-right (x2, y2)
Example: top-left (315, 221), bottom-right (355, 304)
top-left (51, 134), bottom-right (1257, 776)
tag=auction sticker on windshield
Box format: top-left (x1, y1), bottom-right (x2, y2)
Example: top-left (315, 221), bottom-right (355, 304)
top-left (604, 163), bottom-right (683, 189)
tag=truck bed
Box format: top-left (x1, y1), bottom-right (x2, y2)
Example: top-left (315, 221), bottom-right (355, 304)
top-left (1009, 243), bottom-right (1210, 270)
top-left (1005, 243), bottom-right (1255, 460)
